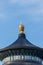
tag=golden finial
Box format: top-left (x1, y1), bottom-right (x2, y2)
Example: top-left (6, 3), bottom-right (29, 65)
top-left (19, 24), bottom-right (24, 34)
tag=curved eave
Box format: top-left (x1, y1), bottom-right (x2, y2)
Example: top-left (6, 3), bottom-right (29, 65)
top-left (0, 46), bottom-right (43, 61)
top-left (0, 46), bottom-right (43, 52)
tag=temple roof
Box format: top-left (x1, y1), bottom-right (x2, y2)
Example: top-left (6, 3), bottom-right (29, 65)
top-left (0, 24), bottom-right (43, 61)
top-left (4, 33), bottom-right (37, 48)
top-left (0, 24), bottom-right (43, 52)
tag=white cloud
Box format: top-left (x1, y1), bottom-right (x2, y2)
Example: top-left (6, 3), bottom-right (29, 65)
top-left (9, 0), bottom-right (40, 5)
top-left (0, 0), bottom-right (43, 23)
top-left (0, 13), bottom-right (5, 18)
top-left (9, 0), bottom-right (43, 15)
top-left (0, 1), bottom-right (6, 19)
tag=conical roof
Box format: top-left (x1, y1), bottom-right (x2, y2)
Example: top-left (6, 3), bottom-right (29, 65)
top-left (7, 33), bottom-right (36, 48)
top-left (0, 24), bottom-right (43, 52)
top-left (0, 24), bottom-right (43, 61)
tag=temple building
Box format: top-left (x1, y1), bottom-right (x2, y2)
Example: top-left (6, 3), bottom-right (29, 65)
top-left (0, 24), bottom-right (43, 65)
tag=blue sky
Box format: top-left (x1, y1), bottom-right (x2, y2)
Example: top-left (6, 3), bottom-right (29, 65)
top-left (0, 0), bottom-right (43, 64)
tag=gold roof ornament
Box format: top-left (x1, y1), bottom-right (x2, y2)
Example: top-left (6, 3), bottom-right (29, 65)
top-left (19, 24), bottom-right (24, 34)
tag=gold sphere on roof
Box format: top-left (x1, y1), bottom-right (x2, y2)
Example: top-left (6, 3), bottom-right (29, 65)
top-left (19, 24), bottom-right (24, 34)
